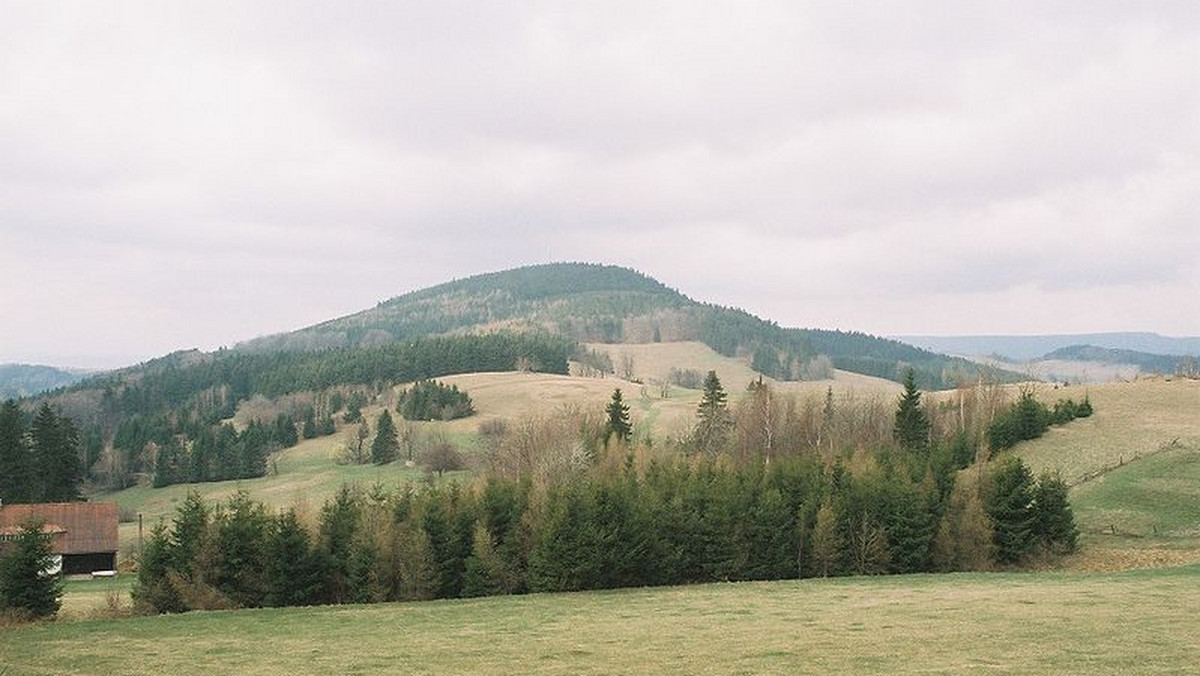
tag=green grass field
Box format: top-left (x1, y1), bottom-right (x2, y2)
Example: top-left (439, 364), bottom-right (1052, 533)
top-left (6, 566), bottom-right (1199, 675)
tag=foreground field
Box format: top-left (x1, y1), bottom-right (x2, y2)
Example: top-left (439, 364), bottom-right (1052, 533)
top-left (6, 566), bottom-right (1199, 675)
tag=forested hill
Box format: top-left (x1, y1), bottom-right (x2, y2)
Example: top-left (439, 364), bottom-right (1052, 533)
top-left (237, 263), bottom-right (692, 351)
top-left (238, 262), bottom-right (1011, 390)
top-left (0, 364), bottom-right (86, 399)
top-left (1042, 345), bottom-right (1196, 374)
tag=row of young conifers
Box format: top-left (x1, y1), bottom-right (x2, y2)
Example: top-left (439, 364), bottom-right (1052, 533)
top-left (133, 372), bottom-right (1081, 613)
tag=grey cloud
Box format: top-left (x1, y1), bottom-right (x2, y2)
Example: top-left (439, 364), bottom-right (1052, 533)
top-left (2, 1), bottom-right (1198, 366)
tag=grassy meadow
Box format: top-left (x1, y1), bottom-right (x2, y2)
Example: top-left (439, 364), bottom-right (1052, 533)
top-left (1016, 377), bottom-right (1199, 483)
top-left (7, 566), bottom-right (1200, 675)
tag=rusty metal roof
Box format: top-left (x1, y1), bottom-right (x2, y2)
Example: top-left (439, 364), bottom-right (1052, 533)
top-left (0, 503), bottom-right (118, 554)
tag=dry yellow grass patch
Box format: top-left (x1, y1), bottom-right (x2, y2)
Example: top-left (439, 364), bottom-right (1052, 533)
top-left (1017, 377), bottom-right (1200, 481)
top-left (584, 341), bottom-right (901, 396)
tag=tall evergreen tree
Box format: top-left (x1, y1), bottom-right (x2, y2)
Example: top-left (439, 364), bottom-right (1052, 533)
top-left (371, 410), bottom-right (400, 465)
top-left (0, 400), bottom-right (31, 503)
top-left (605, 389), bottom-right (632, 444)
top-left (893, 368), bottom-right (931, 451)
top-left (214, 491), bottom-right (269, 607)
top-left (318, 486), bottom-right (362, 604)
top-left (0, 520), bottom-right (63, 618)
top-left (1032, 471), bottom-right (1079, 554)
top-left (30, 404), bottom-right (84, 502)
top-left (985, 457), bottom-right (1036, 564)
top-left (693, 371), bottom-right (731, 455)
top-left (132, 522), bottom-right (185, 613)
top-left (170, 491), bottom-right (210, 576)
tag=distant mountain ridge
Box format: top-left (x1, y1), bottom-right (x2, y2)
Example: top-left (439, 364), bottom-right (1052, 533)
top-left (1041, 345), bottom-right (1194, 374)
top-left (239, 262), bottom-right (1012, 389)
top-left (895, 333), bottom-right (1200, 362)
top-left (0, 363), bottom-right (88, 399)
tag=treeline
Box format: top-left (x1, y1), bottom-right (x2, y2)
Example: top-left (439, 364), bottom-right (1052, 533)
top-left (0, 401), bottom-right (83, 504)
top-left (84, 333), bottom-right (570, 412)
top-left (149, 410), bottom-right (334, 487)
top-left (986, 389), bottom-right (1092, 454)
top-left (134, 448), bottom-right (1076, 614)
top-left (54, 333), bottom-right (570, 489)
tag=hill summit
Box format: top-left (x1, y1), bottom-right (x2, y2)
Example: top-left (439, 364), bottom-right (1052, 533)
top-left (239, 262), bottom-right (1002, 389)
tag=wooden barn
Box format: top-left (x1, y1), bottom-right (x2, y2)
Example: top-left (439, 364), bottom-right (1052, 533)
top-left (0, 502), bottom-right (119, 575)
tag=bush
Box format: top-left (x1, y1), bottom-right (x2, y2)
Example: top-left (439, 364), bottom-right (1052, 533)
top-left (421, 442), bottom-right (465, 476)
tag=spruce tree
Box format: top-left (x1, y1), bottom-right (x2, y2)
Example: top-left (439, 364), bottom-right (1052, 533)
top-left (132, 522), bottom-right (186, 613)
top-left (273, 413), bottom-right (298, 448)
top-left (985, 457), bottom-right (1036, 564)
top-left (605, 389), bottom-right (632, 444)
top-left (318, 486), bottom-right (362, 604)
top-left (893, 368), bottom-right (931, 451)
top-left (0, 400), bottom-right (31, 503)
top-left (371, 410), bottom-right (400, 465)
top-left (883, 480), bottom-right (933, 574)
top-left (1032, 471), bottom-right (1079, 554)
top-left (28, 404), bottom-right (83, 502)
top-left (693, 371), bottom-right (731, 455)
top-left (1012, 387), bottom-right (1049, 442)
top-left (0, 520), bottom-right (63, 618)
top-left (214, 491), bottom-right (269, 607)
top-left (170, 491), bottom-right (210, 575)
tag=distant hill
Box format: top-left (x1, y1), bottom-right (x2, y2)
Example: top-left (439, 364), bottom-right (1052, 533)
top-left (895, 332), bottom-right (1200, 362)
top-left (1041, 345), bottom-right (1193, 374)
top-left (0, 364), bottom-right (87, 399)
top-left (241, 262), bottom-right (1010, 390)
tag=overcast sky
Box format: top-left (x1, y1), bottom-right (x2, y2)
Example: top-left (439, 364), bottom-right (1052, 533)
top-left (2, 1), bottom-right (1198, 368)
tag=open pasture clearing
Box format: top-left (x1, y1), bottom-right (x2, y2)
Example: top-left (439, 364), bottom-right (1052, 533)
top-left (586, 340), bottom-right (902, 395)
top-left (7, 566), bottom-right (1199, 675)
top-left (1017, 378), bottom-right (1199, 483)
